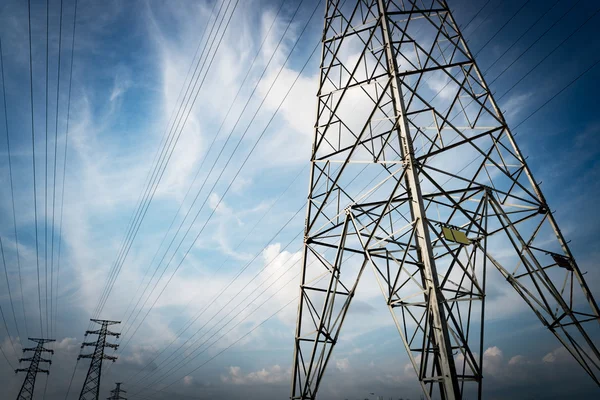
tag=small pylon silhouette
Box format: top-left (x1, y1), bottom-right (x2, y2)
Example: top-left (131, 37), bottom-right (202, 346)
top-left (107, 382), bottom-right (126, 400)
top-left (15, 338), bottom-right (55, 400)
top-left (78, 319), bottom-right (120, 400)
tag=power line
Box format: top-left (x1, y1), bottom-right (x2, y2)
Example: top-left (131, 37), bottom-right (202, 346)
top-left (116, 0), bottom-right (303, 352)
top-left (0, 297), bottom-right (18, 366)
top-left (91, 0), bottom-right (238, 325)
top-left (116, 0), bottom-right (223, 330)
top-left (488, 0), bottom-right (582, 87)
top-left (55, 0), bottom-right (79, 340)
top-left (114, 0), bottom-right (318, 362)
top-left (27, 0), bottom-right (45, 338)
top-left (0, 32), bottom-right (29, 340)
top-left (472, 0), bottom-right (532, 58)
top-left (88, 0), bottom-right (231, 322)
top-left (0, 237), bottom-right (21, 343)
top-left (513, 57), bottom-right (600, 131)
top-left (50, 0), bottom-right (65, 340)
top-left (113, 0), bottom-right (249, 336)
top-left (481, 0), bottom-right (561, 75)
top-left (44, 0), bottom-right (50, 340)
top-left (496, 7), bottom-right (600, 102)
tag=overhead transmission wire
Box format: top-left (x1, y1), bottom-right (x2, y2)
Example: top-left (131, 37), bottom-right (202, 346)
top-left (100, 0), bottom-right (241, 331)
top-left (111, 0), bottom-right (316, 363)
top-left (114, 0), bottom-right (277, 337)
top-left (481, 0), bottom-right (561, 75)
top-left (487, 0), bottom-right (582, 87)
top-left (67, 1), bottom-right (233, 397)
top-left (0, 238), bottom-right (20, 357)
top-left (57, 1), bottom-right (81, 398)
top-left (55, 0), bottom-right (78, 341)
top-left (113, 0), bottom-right (303, 352)
top-left (429, 0), bottom-right (581, 107)
top-left (496, 7), bottom-right (600, 102)
top-left (463, 0), bottom-right (502, 38)
top-left (513, 57), bottom-right (600, 131)
top-left (117, 0), bottom-right (494, 384)
top-left (0, 33), bottom-right (29, 340)
top-left (90, 0), bottom-right (236, 325)
top-left (27, 0), bottom-right (45, 338)
top-left (472, 0), bottom-right (532, 58)
top-left (50, 0), bottom-right (65, 340)
top-left (117, 0), bottom-right (223, 329)
top-left (0, 301), bottom-right (16, 370)
top-left (88, 0), bottom-right (229, 321)
top-left (44, 0), bottom-right (50, 339)
top-left (88, 0), bottom-right (229, 323)
top-left (127, 202), bottom-right (307, 387)
top-left (130, 0), bottom-right (595, 391)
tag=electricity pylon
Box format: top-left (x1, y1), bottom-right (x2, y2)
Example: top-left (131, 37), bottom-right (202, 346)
top-left (107, 382), bottom-right (126, 400)
top-left (15, 338), bottom-right (55, 400)
top-left (78, 319), bottom-right (120, 400)
top-left (291, 0), bottom-right (600, 399)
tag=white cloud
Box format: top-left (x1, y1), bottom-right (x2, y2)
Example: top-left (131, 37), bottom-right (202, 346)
top-left (221, 364), bottom-right (289, 385)
top-left (542, 347), bottom-right (571, 364)
top-left (54, 337), bottom-right (78, 352)
top-left (335, 358), bottom-right (350, 372)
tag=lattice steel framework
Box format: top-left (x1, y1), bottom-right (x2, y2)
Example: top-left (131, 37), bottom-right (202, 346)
top-left (78, 319), bottom-right (120, 400)
top-left (291, 0), bottom-right (600, 399)
top-left (107, 382), bottom-right (127, 400)
top-left (15, 338), bottom-right (55, 400)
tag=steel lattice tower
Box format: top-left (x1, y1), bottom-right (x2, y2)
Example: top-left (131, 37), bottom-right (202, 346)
top-left (291, 0), bottom-right (600, 399)
top-left (78, 319), bottom-right (120, 400)
top-left (15, 338), bottom-right (55, 400)
top-left (107, 382), bottom-right (126, 400)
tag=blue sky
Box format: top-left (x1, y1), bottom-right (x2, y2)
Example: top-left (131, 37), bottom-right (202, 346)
top-left (0, 0), bottom-right (599, 399)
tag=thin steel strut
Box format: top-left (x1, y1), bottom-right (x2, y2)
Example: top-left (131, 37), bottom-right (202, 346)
top-left (107, 382), bottom-right (127, 400)
top-left (291, 0), bottom-right (600, 399)
top-left (15, 338), bottom-right (55, 400)
top-left (78, 319), bottom-right (120, 400)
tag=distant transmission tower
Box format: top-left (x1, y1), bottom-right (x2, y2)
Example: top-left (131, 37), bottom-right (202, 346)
top-left (78, 319), bottom-right (120, 400)
top-left (291, 0), bottom-right (600, 399)
top-left (107, 382), bottom-right (126, 400)
top-left (15, 338), bottom-right (55, 400)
